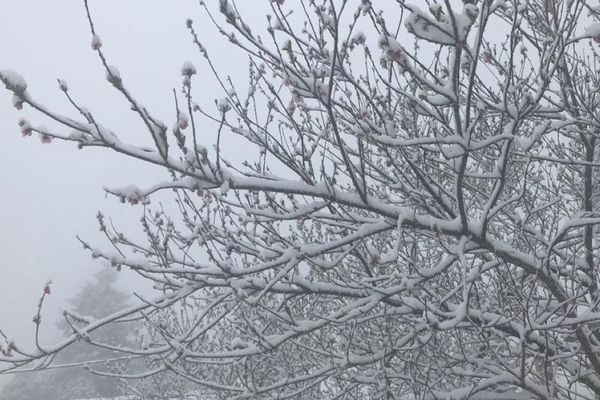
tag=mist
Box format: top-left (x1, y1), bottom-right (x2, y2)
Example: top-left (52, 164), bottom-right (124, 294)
top-left (0, 0), bottom-right (248, 366)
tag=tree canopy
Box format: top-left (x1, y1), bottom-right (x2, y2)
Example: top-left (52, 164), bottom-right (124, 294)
top-left (3, 0), bottom-right (600, 399)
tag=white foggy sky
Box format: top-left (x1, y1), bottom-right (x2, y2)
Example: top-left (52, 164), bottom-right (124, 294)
top-left (0, 0), bottom-right (258, 347)
top-left (0, 0), bottom-right (404, 365)
top-left (0, 0), bottom-right (414, 350)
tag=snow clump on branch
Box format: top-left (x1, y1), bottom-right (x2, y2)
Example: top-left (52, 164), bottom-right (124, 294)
top-left (181, 61), bottom-right (197, 77)
top-left (0, 70), bottom-right (28, 94)
top-left (90, 34), bottom-right (102, 50)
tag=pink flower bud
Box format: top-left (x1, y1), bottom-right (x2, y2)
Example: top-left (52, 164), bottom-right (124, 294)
top-left (12, 95), bottom-right (23, 110)
top-left (21, 126), bottom-right (32, 137)
top-left (178, 112), bottom-right (189, 130)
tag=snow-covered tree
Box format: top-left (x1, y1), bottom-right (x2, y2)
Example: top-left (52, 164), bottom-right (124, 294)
top-left (0, 269), bottom-right (131, 400)
top-left (5, 0), bottom-right (600, 398)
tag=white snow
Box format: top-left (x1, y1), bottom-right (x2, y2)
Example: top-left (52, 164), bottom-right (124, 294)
top-left (351, 31), bottom-right (366, 45)
top-left (584, 23), bottom-right (600, 41)
top-left (405, 8), bottom-right (454, 45)
top-left (57, 78), bottom-right (68, 91)
top-left (106, 65), bottom-right (121, 84)
top-left (220, 0), bottom-right (237, 21)
top-left (218, 97), bottom-right (231, 113)
top-left (220, 179), bottom-right (230, 196)
top-left (181, 61), bottom-right (197, 76)
top-left (441, 143), bottom-right (464, 159)
top-left (404, 3), bottom-right (476, 45)
top-left (106, 184), bottom-right (148, 205)
top-left (0, 69), bottom-right (28, 93)
top-left (12, 93), bottom-right (24, 109)
top-left (90, 34), bottom-right (102, 50)
top-left (231, 337), bottom-right (247, 349)
top-left (73, 397), bottom-right (134, 400)
top-left (491, 0), bottom-right (507, 12)
top-left (177, 111), bottom-right (189, 130)
top-left (379, 34), bottom-right (407, 64)
top-left (69, 130), bottom-right (87, 141)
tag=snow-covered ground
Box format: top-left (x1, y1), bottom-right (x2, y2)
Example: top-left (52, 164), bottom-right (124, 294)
top-left (74, 397), bottom-right (132, 400)
top-left (74, 396), bottom-right (202, 400)
top-left (74, 397), bottom-right (133, 400)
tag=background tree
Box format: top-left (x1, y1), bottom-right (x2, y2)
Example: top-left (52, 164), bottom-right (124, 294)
top-left (4, 0), bottom-right (600, 399)
top-left (0, 269), bottom-right (131, 400)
